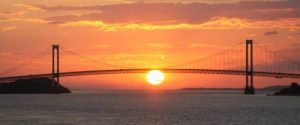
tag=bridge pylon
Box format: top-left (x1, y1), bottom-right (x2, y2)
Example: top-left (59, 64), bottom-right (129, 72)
top-left (52, 44), bottom-right (60, 85)
top-left (245, 40), bottom-right (255, 94)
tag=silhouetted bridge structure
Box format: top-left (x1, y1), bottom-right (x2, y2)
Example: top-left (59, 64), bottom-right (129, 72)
top-left (1, 68), bottom-right (300, 82)
top-left (1, 40), bottom-right (300, 94)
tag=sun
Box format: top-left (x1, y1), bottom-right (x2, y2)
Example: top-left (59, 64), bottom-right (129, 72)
top-left (147, 70), bottom-right (165, 85)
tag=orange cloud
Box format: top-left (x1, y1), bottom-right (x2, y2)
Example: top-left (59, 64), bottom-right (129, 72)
top-left (58, 17), bottom-right (300, 31)
top-left (147, 43), bottom-right (171, 48)
top-left (188, 43), bottom-right (215, 48)
top-left (59, 21), bottom-right (194, 31)
top-left (0, 18), bottom-right (48, 24)
top-left (13, 3), bottom-right (45, 12)
top-left (0, 26), bottom-right (17, 32)
top-left (200, 17), bottom-right (300, 30)
top-left (254, 8), bottom-right (296, 13)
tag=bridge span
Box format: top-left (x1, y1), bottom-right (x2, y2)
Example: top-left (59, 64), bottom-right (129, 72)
top-left (1, 68), bottom-right (300, 83)
top-left (1, 40), bottom-right (300, 94)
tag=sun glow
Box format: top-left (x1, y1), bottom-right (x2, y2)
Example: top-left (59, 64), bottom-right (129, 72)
top-left (147, 70), bottom-right (165, 85)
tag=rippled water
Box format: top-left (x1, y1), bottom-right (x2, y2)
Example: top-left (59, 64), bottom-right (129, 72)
top-left (0, 90), bottom-right (300, 125)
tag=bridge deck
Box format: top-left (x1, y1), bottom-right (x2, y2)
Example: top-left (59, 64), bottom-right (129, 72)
top-left (0, 69), bottom-right (300, 82)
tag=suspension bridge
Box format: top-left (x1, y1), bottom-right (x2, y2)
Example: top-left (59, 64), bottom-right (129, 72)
top-left (0, 40), bottom-right (300, 94)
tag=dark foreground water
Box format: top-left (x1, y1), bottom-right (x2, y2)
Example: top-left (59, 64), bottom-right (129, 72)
top-left (0, 90), bottom-right (299, 125)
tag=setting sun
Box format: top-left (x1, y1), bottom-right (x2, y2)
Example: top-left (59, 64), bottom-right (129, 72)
top-left (147, 70), bottom-right (165, 85)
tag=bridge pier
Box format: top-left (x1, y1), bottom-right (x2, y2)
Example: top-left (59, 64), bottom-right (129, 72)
top-left (52, 44), bottom-right (60, 85)
top-left (245, 40), bottom-right (255, 94)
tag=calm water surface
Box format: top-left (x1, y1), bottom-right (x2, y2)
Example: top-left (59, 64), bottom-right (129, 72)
top-left (0, 90), bottom-right (299, 125)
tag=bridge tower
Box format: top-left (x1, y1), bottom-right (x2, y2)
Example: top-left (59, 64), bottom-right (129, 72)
top-left (245, 40), bottom-right (255, 94)
top-left (52, 44), bottom-right (60, 84)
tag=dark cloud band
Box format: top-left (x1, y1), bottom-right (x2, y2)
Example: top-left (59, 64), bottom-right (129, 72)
top-left (35, 0), bottom-right (300, 24)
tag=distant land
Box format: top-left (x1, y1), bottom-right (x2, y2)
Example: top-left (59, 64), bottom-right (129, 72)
top-left (181, 85), bottom-right (288, 91)
top-left (181, 83), bottom-right (300, 96)
top-left (0, 77), bottom-right (71, 94)
top-left (261, 85), bottom-right (289, 91)
top-left (274, 82), bottom-right (300, 96)
top-left (181, 88), bottom-right (242, 90)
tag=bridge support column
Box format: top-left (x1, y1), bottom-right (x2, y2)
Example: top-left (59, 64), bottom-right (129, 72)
top-left (245, 40), bottom-right (255, 94)
top-left (52, 44), bottom-right (60, 85)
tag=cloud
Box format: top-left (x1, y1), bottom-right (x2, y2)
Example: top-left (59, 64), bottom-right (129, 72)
top-left (41, 0), bottom-right (300, 25)
top-left (147, 43), bottom-right (171, 48)
top-left (58, 18), bottom-right (300, 31)
top-left (0, 11), bottom-right (27, 19)
top-left (264, 31), bottom-right (278, 36)
top-left (0, 26), bottom-right (17, 32)
top-left (13, 3), bottom-right (45, 12)
top-left (188, 43), bottom-right (215, 48)
top-left (0, 18), bottom-right (48, 24)
top-left (0, 11), bottom-right (13, 14)
top-left (0, 4), bottom-right (46, 25)
top-left (59, 20), bottom-right (196, 31)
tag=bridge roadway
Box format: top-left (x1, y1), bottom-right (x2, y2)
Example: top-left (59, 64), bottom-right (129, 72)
top-left (1, 68), bottom-right (300, 82)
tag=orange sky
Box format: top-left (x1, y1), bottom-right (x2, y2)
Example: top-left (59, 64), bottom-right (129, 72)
top-left (0, 0), bottom-right (300, 89)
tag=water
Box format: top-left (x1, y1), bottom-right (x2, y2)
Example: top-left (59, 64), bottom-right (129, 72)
top-left (0, 90), bottom-right (300, 125)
